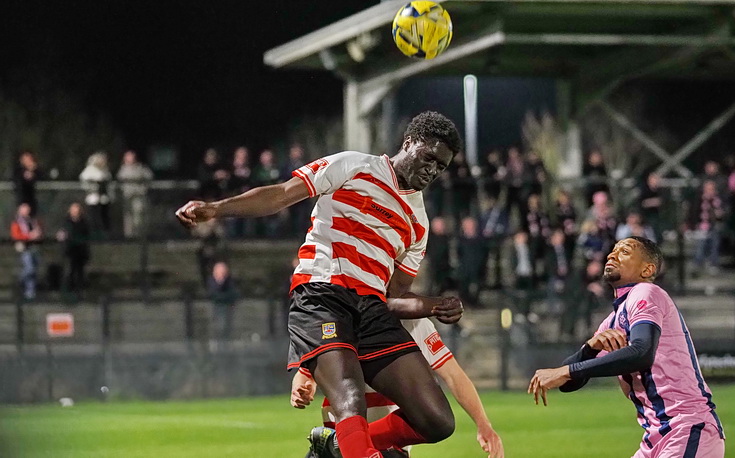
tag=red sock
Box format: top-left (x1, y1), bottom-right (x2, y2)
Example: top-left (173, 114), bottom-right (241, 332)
top-left (335, 415), bottom-right (382, 458)
top-left (368, 410), bottom-right (426, 451)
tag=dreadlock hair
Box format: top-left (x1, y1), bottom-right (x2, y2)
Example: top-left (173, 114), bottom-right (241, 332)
top-left (404, 111), bottom-right (463, 156)
top-left (628, 236), bottom-right (664, 280)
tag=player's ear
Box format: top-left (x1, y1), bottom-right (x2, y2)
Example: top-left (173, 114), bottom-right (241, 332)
top-left (402, 136), bottom-right (412, 152)
top-left (641, 262), bottom-right (656, 280)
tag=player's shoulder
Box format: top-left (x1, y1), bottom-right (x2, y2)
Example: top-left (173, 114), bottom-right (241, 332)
top-left (629, 282), bottom-right (670, 307)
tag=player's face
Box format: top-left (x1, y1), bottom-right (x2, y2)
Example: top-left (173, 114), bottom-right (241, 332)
top-left (399, 138), bottom-right (453, 191)
top-left (603, 238), bottom-right (652, 287)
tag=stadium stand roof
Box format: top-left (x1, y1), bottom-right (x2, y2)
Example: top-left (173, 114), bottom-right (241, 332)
top-left (264, 0), bottom-right (735, 176)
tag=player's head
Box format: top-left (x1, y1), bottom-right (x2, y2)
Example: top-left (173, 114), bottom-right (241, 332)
top-left (603, 236), bottom-right (663, 287)
top-left (392, 111), bottom-right (462, 191)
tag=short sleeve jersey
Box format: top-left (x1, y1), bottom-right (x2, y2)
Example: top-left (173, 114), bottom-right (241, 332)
top-left (593, 282), bottom-right (723, 447)
top-left (291, 151), bottom-right (428, 301)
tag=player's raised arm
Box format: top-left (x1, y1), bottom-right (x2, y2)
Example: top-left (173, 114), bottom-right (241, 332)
top-left (175, 176), bottom-right (310, 227)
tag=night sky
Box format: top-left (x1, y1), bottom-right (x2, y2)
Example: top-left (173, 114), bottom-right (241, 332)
top-left (1, 0), bottom-right (377, 166)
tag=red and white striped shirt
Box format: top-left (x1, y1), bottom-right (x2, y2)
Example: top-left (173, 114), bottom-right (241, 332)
top-left (291, 151), bottom-right (428, 301)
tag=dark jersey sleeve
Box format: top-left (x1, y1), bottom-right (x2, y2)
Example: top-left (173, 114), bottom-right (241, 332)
top-left (569, 322), bottom-right (660, 379)
top-left (558, 343), bottom-right (600, 392)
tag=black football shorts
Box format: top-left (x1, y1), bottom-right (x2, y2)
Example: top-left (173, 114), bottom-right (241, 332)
top-left (287, 282), bottom-right (419, 378)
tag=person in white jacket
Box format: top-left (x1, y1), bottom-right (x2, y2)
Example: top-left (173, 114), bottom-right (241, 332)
top-left (79, 152), bottom-right (112, 235)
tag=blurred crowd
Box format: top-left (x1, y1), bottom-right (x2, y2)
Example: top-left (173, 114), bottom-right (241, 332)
top-left (8, 144), bottom-right (735, 336)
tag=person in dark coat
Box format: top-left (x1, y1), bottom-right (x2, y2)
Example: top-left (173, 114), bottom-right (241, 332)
top-left (56, 203), bottom-right (91, 293)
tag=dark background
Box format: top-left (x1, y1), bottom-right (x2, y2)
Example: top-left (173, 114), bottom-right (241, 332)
top-left (1, 0), bottom-right (376, 167)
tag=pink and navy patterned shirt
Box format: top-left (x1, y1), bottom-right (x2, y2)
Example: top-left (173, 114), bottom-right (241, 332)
top-left (594, 282), bottom-right (724, 448)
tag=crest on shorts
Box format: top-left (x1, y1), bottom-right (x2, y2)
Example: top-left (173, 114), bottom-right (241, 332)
top-left (322, 322), bottom-right (337, 339)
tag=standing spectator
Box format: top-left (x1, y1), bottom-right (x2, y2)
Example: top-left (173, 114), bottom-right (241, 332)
top-left (448, 152), bottom-right (477, 223)
top-left (576, 219), bottom-right (606, 265)
top-left (10, 203), bottom-right (43, 299)
top-left (583, 149), bottom-right (609, 205)
top-left (57, 203), bottom-right (91, 293)
top-left (545, 228), bottom-right (570, 315)
top-left (504, 146), bottom-right (530, 224)
top-left (511, 231), bottom-right (534, 317)
top-left (13, 151), bottom-right (43, 215)
top-left (197, 148), bottom-right (230, 201)
top-left (523, 193), bottom-right (551, 282)
top-left (252, 149), bottom-right (282, 237)
top-left (281, 144), bottom-right (311, 237)
top-left (207, 261), bottom-right (239, 341)
top-left (615, 211), bottom-right (656, 242)
top-left (554, 189), bottom-right (578, 261)
top-left (456, 216), bottom-right (485, 306)
top-left (700, 160), bottom-right (728, 200)
top-left (79, 152), bottom-right (113, 236)
top-left (427, 216), bottom-right (453, 295)
top-left (226, 146), bottom-right (253, 238)
top-left (479, 196), bottom-right (509, 289)
top-left (192, 219), bottom-right (226, 287)
top-left (585, 190), bottom-right (617, 253)
top-left (116, 150), bottom-right (153, 238)
top-left (560, 259), bottom-right (608, 342)
top-left (481, 148), bottom-right (505, 200)
top-left (525, 150), bottom-right (547, 198)
top-left (688, 180), bottom-right (726, 274)
top-left (638, 171), bottom-right (664, 242)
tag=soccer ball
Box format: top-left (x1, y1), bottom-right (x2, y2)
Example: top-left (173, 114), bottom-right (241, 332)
top-left (392, 1), bottom-right (453, 59)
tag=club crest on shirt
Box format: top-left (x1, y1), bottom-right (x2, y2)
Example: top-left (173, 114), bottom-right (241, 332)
top-left (618, 313), bottom-right (629, 330)
top-left (424, 332), bottom-right (445, 355)
top-left (321, 322), bottom-right (337, 339)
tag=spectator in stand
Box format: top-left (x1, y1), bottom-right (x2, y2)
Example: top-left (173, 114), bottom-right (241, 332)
top-left (545, 228), bottom-right (570, 315)
top-left (615, 210), bottom-right (656, 242)
top-left (252, 149), bottom-right (282, 237)
top-left (427, 216), bottom-right (453, 295)
top-left (456, 216), bottom-right (486, 306)
top-left (426, 167), bottom-right (451, 219)
top-left (526, 150), bottom-right (547, 198)
top-left (583, 149), bottom-right (609, 205)
top-left (13, 151), bottom-right (43, 216)
top-left (56, 203), bottom-right (91, 293)
top-left (638, 171), bottom-right (664, 242)
top-left (479, 196), bottom-right (509, 289)
top-left (116, 150), bottom-right (153, 238)
top-left (197, 148), bottom-right (230, 201)
top-left (700, 159), bottom-right (729, 200)
top-left (577, 219), bottom-right (606, 265)
top-left (688, 180), bottom-right (726, 275)
top-left (79, 152), bottom-right (113, 236)
top-left (560, 259), bottom-right (608, 342)
top-left (207, 261), bottom-right (239, 341)
top-left (481, 148), bottom-right (505, 200)
top-left (585, 190), bottom-right (617, 253)
top-left (281, 144), bottom-right (312, 237)
top-left (227, 146), bottom-right (253, 238)
top-left (554, 189), bottom-right (578, 261)
top-left (10, 203), bottom-right (43, 299)
top-left (504, 146), bottom-right (530, 223)
top-left (511, 230), bottom-right (534, 317)
top-left (192, 218), bottom-right (226, 287)
top-left (448, 152), bottom-right (477, 223)
top-left (524, 193), bottom-right (551, 283)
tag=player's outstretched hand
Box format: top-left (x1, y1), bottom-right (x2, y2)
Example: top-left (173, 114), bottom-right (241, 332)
top-left (290, 379), bottom-right (316, 409)
top-left (175, 200), bottom-right (216, 227)
top-left (432, 296), bottom-right (463, 324)
top-left (586, 329), bottom-right (628, 353)
top-left (527, 366), bottom-right (571, 406)
top-left (477, 423), bottom-right (504, 458)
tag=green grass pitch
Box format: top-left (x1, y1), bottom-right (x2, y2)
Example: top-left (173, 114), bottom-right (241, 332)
top-left (1, 383), bottom-right (732, 457)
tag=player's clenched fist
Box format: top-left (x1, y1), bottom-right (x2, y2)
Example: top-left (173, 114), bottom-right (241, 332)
top-left (175, 200), bottom-right (217, 227)
top-left (586, 329), bottom-right (628, 353)
top-left (432, 296), bottom-right (463, 324)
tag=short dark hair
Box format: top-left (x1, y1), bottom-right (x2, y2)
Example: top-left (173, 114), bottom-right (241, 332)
top-left (404, 111), bottom-right (462, 156)
top-left (628, 236), bottom-right (663, 279)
